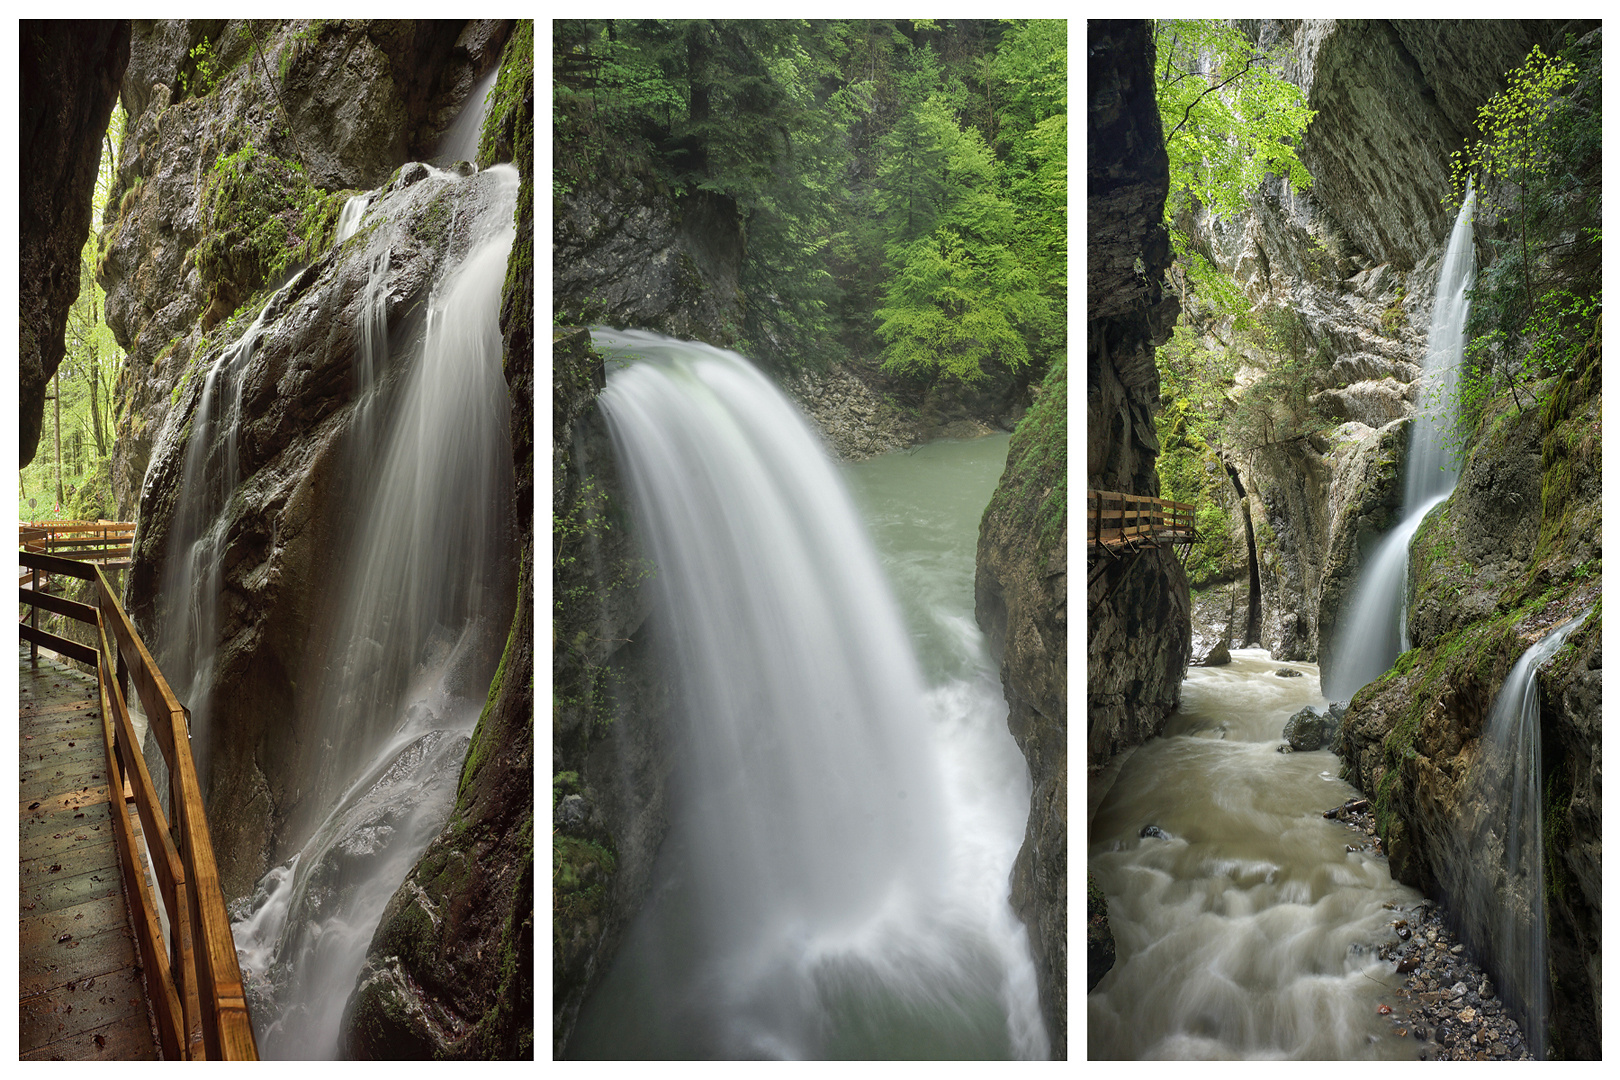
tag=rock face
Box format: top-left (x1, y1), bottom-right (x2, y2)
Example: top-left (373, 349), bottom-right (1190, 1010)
top-left (342, 25), bottom-right (535, 1058)
top-left (103, 18), bottom-right (508, 520)
top-left (1086, 20), bottom-right (1190, 775)
top-left (548, 329), bottom-right (673, 1057)
top-left (1180, 19), bottom-right (1593, 665)
top-left (19, 20), bottom-right (130, 466)
top-left (1338, 341), bottom-right (1601, 1058)
top-left (553, 180), bottom-right (746, 346)
top-left (786, 356), bottom-right (1028, 461)
top-left (976, 356), bottom-right (1067, 1058)
top-left (103, 18), bottom-right (531, 1055)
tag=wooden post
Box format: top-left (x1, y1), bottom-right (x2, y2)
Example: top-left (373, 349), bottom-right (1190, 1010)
top-left (30, 567), bottom-right (39, 666)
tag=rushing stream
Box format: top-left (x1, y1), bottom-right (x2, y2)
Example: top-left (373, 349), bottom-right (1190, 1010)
top-left (1089, 650), bottom-right (1422, 1059)
top-left (570, 331), bottom-right (1044, 1059)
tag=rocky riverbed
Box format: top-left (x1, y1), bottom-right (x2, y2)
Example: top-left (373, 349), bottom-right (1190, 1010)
top-left (1322, 796), bottom-right (1535, 1061)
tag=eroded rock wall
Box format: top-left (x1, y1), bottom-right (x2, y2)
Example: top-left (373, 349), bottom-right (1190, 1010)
top-left (342, 26), bottom-right (536, 1056)
top-left (1086, 20), bottom-right (1190, 774)
top-left (1182, 19), bottom-right (1591, 666)
top-left (548, 329), bottom-right (673, 1057)
top-left (1338, 340), bottom-right (1601, 1058)
top-left (104, 18), bottom-right (508, 521)
top-left (976, 356), bottom-right (1067, 1058)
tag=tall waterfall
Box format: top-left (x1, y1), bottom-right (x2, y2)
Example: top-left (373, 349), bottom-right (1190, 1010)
top-left (576, 329), bottom-right (1047, 1059)
top-left (155, 280), bottom-right (297, 782)
top-left (1324, 181), bottom-right (1476, 701)
top-left (1440, 609), bottom-right (1587, 1059)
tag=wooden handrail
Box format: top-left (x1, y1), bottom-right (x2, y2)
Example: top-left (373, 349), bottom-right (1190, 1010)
top-left (18, 548), bottom-right (259, 1060)
top-left (1087, 489), bottom-right (1198, 553)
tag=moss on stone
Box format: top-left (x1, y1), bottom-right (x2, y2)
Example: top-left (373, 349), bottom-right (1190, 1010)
top-left (981, 355), bottom-right (1066, 560)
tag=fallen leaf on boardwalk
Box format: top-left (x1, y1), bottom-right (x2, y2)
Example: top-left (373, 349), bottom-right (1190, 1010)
top-left (1378, 1005), bottom-right (1393, 1015)
top-left (94, 1034), bottom-right (106, 1049)
top-left (29, 801), bottom-right (40, 809)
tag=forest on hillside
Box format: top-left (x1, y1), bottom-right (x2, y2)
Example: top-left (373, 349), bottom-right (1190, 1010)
top-left (553, 18), bottom-right (1066, 386)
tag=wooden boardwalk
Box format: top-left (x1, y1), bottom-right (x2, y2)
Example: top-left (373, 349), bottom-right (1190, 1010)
top-left (18, 645), bottom-right (159, 1060)
top-left (1087, 489), bottom-right (1197, 556)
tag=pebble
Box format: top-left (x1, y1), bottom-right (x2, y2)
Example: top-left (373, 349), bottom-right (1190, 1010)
top-left (1324, 799), bottom-right (1538, 1061)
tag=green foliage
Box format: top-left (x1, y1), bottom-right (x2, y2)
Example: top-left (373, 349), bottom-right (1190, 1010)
top-left (980, 354), bottom-right (1065, 555)
top-left (22, 106), bottom-right (124, 520)
top-left (872, 21), bottom-right (1065, 380)
top-left (555, 19), bottom-right (1065, 380)
top-left (1379, 284), bottom-right (1407, 335)
top-left (179, 37), bottom-right (219, 99)
top-left (1153, 20), bottom-right (1314, 325)
top-left (477, 19), bottom-right (534, 170)
top-left (196, 142), bottom-right (352, 322)
top-left (1452, 36), bottom-right (1601, 430)
top-left (1154, 20), bottom-right (1314, 220)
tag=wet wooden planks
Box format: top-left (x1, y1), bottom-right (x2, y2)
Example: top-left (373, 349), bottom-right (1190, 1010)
top-left (19, 646), bottom-right (159, 1060)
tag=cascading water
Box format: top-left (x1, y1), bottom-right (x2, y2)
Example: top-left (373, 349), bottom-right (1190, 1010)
top-left (1089, 651), bottom-right (1423, 1059)
top-left (569, 329), bottom-right (1046, 1059)
top-left (227, 162), bottom-right (518, 1059)
top-left (155, 279), bottom-right (298, 781)
top-left (1440, 609), bottom-right (1588, 1059)
top-left (1324, 181), bottom-right (1476, 702)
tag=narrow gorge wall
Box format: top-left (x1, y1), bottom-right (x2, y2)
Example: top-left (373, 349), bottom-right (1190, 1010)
top-left (95, 18), bottom-right (532, 1053)
top-left (1085, 20), bottom-right (1190, 774)
top-left (344, 25), bottom-right (536, 1057)
top-left (19, 20), bottom-right (130, 465)
top-left (1338, 339), bottom-right (1602, 1058)
top-left (1179, 19), bottom-right (1594, 667)
top-left (1187, 19), bottom-right (1603, 1057)
top-left (976, 357), bottom-right (1067, 1057)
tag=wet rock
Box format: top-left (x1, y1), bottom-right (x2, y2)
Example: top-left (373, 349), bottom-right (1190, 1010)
top-left (1274, 667), bottom-right (1304, 678)
top-left (1199, 640), bottom-right (1232, 667)
top-left (1086, 871), bottom-right (1115, 993)
top-left (1282, 705), bottom-right (1340, 750)
top-left (1139, 825), bottom-right (1170, 841)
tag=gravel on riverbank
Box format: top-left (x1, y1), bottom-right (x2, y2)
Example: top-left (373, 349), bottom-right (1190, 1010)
top-left (1322, 796), bottom-right (1536, 1061)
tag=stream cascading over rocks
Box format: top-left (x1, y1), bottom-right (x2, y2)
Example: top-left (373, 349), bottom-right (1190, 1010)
top-left (1089, 651), bottom-right (1423, 1059)
top-left (573, 329), bottom-right (1047, 1059)
top-left (1325, 181), bottom-right (1477, 702)
top-left (1439, 609), bottom-right (1589, 1059)
top-left (152, 156), bottom-right (519, 1057)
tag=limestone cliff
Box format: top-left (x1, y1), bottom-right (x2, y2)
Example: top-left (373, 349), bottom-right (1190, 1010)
top-left (1178, 19), bottom-right (1594, 666)
top-left (976, 356), bottom-right (1067, 1058)
top-left (104, 18), bottom-right (510, 522)
top-left (100, 18), bottom-right (531, 1054)
top-left (1338, 334), bottom-right (1601, 1058)
top-left (548, 329), bottom-right (673, 1057)
top-left (1085, 20), bottom-right (1190, 774)
top-left (19, 20), bottom-right (130, 466)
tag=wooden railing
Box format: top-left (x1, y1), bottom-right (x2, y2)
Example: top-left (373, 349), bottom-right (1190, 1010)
top-left (20, 519), bottom-right (134, 562)
top-left (18, 550), bottom-right (258, 1060)
top-left (1087, 490), bottom-right (1197, 554)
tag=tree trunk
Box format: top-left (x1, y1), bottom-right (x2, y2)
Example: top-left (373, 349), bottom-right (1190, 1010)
top-left (53, 368), bottom-right (63, 509)
top-left (87, 344), bottom-right (106, 456)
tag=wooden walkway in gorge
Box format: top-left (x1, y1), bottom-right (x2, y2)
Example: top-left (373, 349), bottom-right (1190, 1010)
top-left (1086, 490), bottom-right (1198, 557)
top-left (18, 534), bottom-right (258, 1060)
top-left (19, 646), bottom-right (159, 1060)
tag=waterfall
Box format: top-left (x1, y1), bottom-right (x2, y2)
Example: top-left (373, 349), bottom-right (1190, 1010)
top-left (436, 65), bottom-right (499, 164)
top-left (155, 280), bottom-right (297, 781)
top-left (228, 163), bottom-right (518, 1059)
top-left (1441, 609), bottom-right (1587, 1058)
top-left (577, 329), bottom-right (1047, 1059)
top-left (1324, 181), bottom-right (1475, 701)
